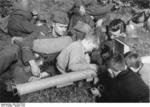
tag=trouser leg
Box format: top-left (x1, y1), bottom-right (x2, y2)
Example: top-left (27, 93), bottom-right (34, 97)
top-left (0, 45), bottom-right (20, 75)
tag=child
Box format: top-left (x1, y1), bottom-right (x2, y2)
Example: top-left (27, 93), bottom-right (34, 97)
top-left (105, 52), bottom-right (149, 102)
top-left (124, 51), bottom-right (150, 88)
top-left (101, 19), bottom-right (130, 61)
top-left (91, 19), bottom-right (129, 74)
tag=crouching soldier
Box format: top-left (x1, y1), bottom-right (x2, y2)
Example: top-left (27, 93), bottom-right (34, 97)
top-left (7, 0), bottom-right (38, 37)
top-left (104, 53), bottom-right (149, 102)
top-left (0, 44), bottom-right (35, 84)
top-left (0, 45), bottom-right (29, 102)
top-left (56, 34), bottom-right (99, 74)
top-left (17, 10), bottom-right (72, 78)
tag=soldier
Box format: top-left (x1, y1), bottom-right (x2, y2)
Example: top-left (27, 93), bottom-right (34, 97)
top-left (7, 0), bottom-right (38, 37)
top-left (56, 34), bottom-right (99, 74)
top-left (16, 10), bottom-right (72, 77)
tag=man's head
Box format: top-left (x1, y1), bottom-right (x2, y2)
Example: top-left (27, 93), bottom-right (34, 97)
top-left (108, 19), bottom-right (126, 39)
top-left (82, 34), bottom-right (100, 53)
top-left (51, 10), bottom-right (69, 37)
top-left (124, 51), bottom-right (142, 73)
top-left (106, 53), bottom-right (126, 78)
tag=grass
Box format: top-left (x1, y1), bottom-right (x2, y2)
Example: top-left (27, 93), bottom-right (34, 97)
top-left (0, 0), bottom-right (150, 103)
top-left (21, 82), bottom-right (94, 102)
top-left (20, 26), bottom-right (150, 103)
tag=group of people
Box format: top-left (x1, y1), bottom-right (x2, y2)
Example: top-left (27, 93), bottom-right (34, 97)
top-left (0, 0), bottom-right (150, 102)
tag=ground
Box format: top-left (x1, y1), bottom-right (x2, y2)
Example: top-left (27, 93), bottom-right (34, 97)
top-left (21, 83), bottom-right (94, 102)
top-left (19, 28), bottom-right (150, 103)
top-left (0, 0), bottom-right (150, 103)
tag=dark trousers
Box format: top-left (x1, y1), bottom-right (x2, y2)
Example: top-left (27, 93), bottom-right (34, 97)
top-left (0, 45), bottom-right (19, 75)
top-left (0, 44), bottom-right (30, 83)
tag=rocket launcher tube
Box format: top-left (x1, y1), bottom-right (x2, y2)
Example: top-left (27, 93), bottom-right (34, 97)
top-left (16, 70), bottom-right (97, 95)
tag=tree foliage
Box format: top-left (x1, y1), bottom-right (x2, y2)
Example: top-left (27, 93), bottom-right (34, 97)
top-left (0, 0), bottom-right (16, 17)
top-left (0, 0), bottom-right (150, 18)
top-left (120, 0), bottom-right (150, 8)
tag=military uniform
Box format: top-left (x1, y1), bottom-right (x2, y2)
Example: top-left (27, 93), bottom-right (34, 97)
top-left (7, 9), bottom-right (37, 37)
top-left (18, 10), bottom-right (72, 68)
top-left (0, 44), bottom-right (31, 84)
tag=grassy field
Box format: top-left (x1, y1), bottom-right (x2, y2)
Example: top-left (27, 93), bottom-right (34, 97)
top-left (0, 0), bottom-right (150, 103)
top-left (18, 29), bottom-right (150, 103)
top-left (21, 83), bottom-right (95, 102)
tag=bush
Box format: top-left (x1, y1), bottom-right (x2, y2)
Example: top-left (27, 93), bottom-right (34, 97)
top-left (120, 0), bottom-right (150, 8)
top-left (0, 0), bottom-right (14, 17)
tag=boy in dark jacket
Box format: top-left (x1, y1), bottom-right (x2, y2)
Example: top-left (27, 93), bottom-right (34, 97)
top-left (104, 52), bottom-right (149, 102)
top-left (124, 51), bottom-right (150, 88)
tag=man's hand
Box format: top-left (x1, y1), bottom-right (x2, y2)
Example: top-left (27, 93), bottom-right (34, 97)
top-left (90, 64), bottom-right (98, 72)
top-left (29, 60), bottom-right (41, 77)
top-left (85, 53), bottom-right (91, 63)
top-left (90, 87), bottom-right (101, 97)
top-left (93, 77), bottom-right (99, 85)
top-left (96, 19), bottom-right (103, 27)
top-left (79, 5), bottom-right (86, 16)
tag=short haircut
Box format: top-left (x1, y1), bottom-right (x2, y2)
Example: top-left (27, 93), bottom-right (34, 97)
top-left (131, 12), bottom-right (147, 24)
top-left (85, 33), bottom-right (100, 47)
top-left (108, 19), bottom-right (126, 33)
top-left (106, 52), bottom-right (126, 71)
top-left (124, 51), bottom-right (141, 69)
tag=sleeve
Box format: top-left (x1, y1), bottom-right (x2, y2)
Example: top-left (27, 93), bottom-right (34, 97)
top-left (105, 81), bottom-right (121, 102)
top-left (86, 3), bottom-right (114, 16)
top-left (108, 87), bottom-right (120, 102)
top-left (68, 45), bottom-right (92, 72)
top-left (21, 46), bottom-right (34, 65)
top-left (20, 20), bottom-right (37, 34)
top-left (91, 50), bottom-right (103, 66)
top-left (20, 34), bottom-right (38, 65)
top-left (0, 45), bottom-right (20, 75)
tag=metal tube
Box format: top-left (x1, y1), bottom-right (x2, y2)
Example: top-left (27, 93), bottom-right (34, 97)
top-left (16, 70), bottom-right (97, 95)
